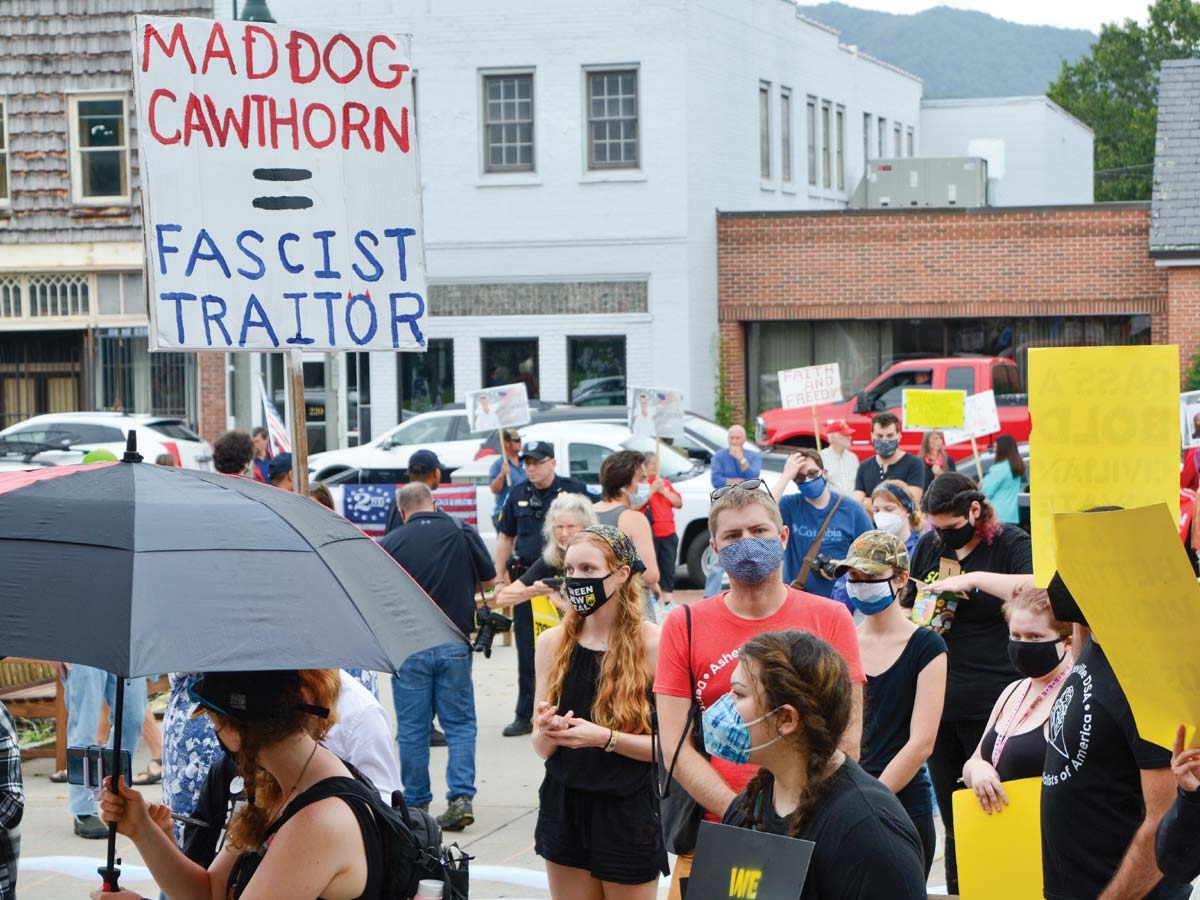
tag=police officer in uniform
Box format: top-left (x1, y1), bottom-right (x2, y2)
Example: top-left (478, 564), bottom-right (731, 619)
top-left (493, 440), bottom-right (590, 736)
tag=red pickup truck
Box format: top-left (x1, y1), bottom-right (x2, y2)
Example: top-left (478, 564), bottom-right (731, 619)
top-left (755, 357), bottom-right (1031, 460)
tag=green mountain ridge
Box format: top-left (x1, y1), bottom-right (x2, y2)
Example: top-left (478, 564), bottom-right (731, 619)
top-left (798, 2), bottom-right (1098, 98)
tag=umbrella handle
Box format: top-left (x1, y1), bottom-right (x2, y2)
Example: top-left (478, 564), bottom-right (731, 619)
top-left (97, 863), bottom-right (122, 892)
top-left (99, 675), bottom-right (126, 890)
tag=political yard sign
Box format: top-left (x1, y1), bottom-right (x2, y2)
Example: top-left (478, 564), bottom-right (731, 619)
top-left (132, 17), bottom-right (426, 352)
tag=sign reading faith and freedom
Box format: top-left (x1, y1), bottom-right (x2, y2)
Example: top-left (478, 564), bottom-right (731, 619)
top-left (777, 364), bottom-right (842, 409)
top-left (132, 17), bottom-right (427, 352)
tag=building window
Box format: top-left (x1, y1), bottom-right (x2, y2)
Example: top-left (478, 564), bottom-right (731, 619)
top-left (483, 338), bottom-right (540, 399)
top-left (806, 97), bottom-right (817, 186)
top-left (820, 101), bottom-right (831, 189)
top-left (568, 336), bottom-right (626, 406)
top-left (399, 337), bottom-right (454, 417)
top-left (482, 72), bottom-right (534, 172)
top-left (587, 69), bottom-right (638, 169)
top-left (878, 116), bottom-right (887, 158)
top-left (346, 352), bottom-right (371, 446)
top-left (759, 83), bottom-right (771, 180)
top-left (69, 95), bottom-right (129, 203)
top-left (894, 122), bottom-right (902, 156)
top-left (836, 105), bottom-right (845, 191)
top-left (0, 100), bottom-right (8, 205)
top-left (780, 89), bottom-right (793, 184)
top-left (863, 112), bottom-right (872, 164)
top-left (906, 126), bottom-right (915, 157)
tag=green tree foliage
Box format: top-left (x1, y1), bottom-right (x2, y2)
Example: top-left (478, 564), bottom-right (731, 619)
top-left (1049, 0), bottom-right (1200, 201)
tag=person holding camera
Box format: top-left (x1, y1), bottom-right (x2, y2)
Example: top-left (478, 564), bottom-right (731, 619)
top-left (494, 441), bottom-right (590, 738)
top-left (378, 482), bottom-right (496, 831)
top-left (770, 449), bottom-right (872, 602)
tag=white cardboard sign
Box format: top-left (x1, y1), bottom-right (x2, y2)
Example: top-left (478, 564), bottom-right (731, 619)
top-left (777, 364), bottom-right (842, 408)
top-left (465, 383), bottom-right (531, 433)
top-left (628, 387), bottom-right (685, 440)
top-left (943, 390), bottom-right (1001, 446)
top-left (132, 17), bottom-right (427, 351)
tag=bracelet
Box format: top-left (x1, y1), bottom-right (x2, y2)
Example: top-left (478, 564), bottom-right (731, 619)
top-left (604, 728), bottom-right (618, 752)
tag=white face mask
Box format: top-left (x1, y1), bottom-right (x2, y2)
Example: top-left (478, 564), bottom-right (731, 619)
top-left (873, 511), bottom-right (905, 536)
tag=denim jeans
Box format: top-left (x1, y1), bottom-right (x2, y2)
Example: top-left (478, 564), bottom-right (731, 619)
top-left (393, 642), bottom-right (476, 807)
top-left (65, 666), bottom-right (146, 816)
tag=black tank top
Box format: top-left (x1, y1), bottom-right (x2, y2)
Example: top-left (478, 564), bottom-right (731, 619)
top-left (226, 776), bottom-right (384, 900)
top-left (979, 719), bottom-right (1050, 782)
top-left (545, 643), bottom-right (653, 796)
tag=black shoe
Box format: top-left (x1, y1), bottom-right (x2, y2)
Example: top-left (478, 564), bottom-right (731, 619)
top-left (430, 727), bottom-right (447, 747)
top-left (502, 717), bottom-right (532, 737)
top-left (74, 815), bottom-right (109, 839)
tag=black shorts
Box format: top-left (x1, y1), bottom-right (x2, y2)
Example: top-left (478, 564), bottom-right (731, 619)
top-left (653, 533), bottom-right (679, 592)
top-left (535, 776), bottom-right (669, 885)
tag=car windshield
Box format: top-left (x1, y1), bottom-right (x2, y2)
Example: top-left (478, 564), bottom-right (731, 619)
top-left (0, 430), bottom-right (78, 457)
top-left (147, 420), bottom-right (203, 442)
top-left (620, 436), bottom-right (702, 480)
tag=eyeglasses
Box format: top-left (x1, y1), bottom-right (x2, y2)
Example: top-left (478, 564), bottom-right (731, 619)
top-left (709, 478), bottom-right (776, 502)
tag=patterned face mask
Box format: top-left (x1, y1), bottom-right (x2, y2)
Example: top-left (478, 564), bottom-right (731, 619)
top-left (701, 692), bottom-right (782, 765)
top-left (717, 537), bottom-right (785, 585)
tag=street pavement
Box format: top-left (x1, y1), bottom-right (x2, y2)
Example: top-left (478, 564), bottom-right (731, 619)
top-left (10, 589), bottom-right (960, 899)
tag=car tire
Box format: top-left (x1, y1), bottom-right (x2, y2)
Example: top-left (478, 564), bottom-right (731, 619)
top-left (685, 528), bottom-right (714, 586)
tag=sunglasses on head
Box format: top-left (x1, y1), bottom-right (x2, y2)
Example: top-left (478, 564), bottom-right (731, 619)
top-left (709, 478), bottom-right (775, 502)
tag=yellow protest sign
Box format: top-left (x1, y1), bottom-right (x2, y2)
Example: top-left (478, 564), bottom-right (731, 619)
top-left (531, 594), bottom-right (562, 642)
top-left (902, 389), bottom-right (965, 429)
top-left (953, 778), bottom-right (1042, 900)
top-left (1028, 345), bottom-right (1179, 584)
top-left (1053, 505), bottom-right (1200, 749)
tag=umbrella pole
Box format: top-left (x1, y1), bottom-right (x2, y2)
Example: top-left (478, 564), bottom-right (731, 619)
top-left (97, 674), bottom-right (124, 892)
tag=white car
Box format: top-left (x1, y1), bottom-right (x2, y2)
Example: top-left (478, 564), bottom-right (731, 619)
top-left (0, 412), bottom-right (213, 470)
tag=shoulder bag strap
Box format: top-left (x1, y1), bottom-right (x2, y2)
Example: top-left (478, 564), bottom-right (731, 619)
top-left (792, 494), bottom-right (845, 589)
top-left (654, 604), bottom-right (699, 799)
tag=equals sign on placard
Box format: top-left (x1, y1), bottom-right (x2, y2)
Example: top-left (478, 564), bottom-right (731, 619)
top-left (252, 168), bottom-right (314, 210)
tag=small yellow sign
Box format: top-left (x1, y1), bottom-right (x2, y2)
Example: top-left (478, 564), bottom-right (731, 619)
top-left (1053, 504), bottom-right (1199, 750)
top-left (531, 594), bottom-right (562, 642)
top-left (953, 777), bottom-right (1043, 900)
top-left (902, 389), bottom-right (965, 429)
top-left (1028, 345), bottom-right (1180, 584)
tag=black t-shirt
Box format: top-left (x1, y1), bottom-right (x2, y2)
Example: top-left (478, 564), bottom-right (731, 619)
top-left (860, 628), bottom-right (947, 817)
top-left (498, 475), bottom-right (590, 563)
top-left (909, 525), bottom-right (1031, 721)
top-left (854, 452), bottom-right (926, 496)
top-left (723, 759), bottom-right (928, 900)
top-left (1155, 788), bottom-right (1200, 885)
top-left (518, 555), bottom-right (559, 586)
top-left (378, 511), bottom-right (496, 636)
top-left (1041, 640), bottom-right (1177, 900)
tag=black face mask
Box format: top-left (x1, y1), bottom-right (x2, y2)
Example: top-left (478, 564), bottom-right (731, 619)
top-left (1007, 636), bottom-right (1067, 678)
top-left (936, 518), bottom-right (976, 550)
top-left (1047, 571), bottom-right (1089, 627)
top-left (563, 575), bottom-right (613, 617)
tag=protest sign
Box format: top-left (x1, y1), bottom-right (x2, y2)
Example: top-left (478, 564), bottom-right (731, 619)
top-left (777, 364), bottom-right (842, 408)
top-left (688, 821), bottom-right (814, 900)
top-left (331, 482), bottom-right (475, 537)
top-left (1181, 391), bottom-right (1200, 450)
top-left (1028, 345), bottom-right (1179, 584)
top-left (465, 383), bottom-right (531, 433)
top-left (132, 16), bottom-right (426, 352)
top-left (943, 390), bottom-right (1000, 446)
top-left (902, 389), bottom-right (965, 430)
top-left (1053, 505), bottom-right (1199, 749)
top-left (628, 387), bottom-right (684, 440)
top-left (531, 594), bottom-right (562, 642)
top-left (953, 778), bottom-right (1042, 900)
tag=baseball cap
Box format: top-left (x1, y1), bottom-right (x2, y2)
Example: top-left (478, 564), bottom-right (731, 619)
top-left (501, 428), bottom-right (521, 442)
top-left (825, 419), bottom-right (854, 437)
top-left (833, 530), bottom-right (910, 577)
top-left (268, 452), bottom-right (293, 480)
top-left (187, 671), bottom-right (329, 721)
top-left (518, 440), bottom-right (555, 461)
top-left (408, 449), bottom-right (442, 475)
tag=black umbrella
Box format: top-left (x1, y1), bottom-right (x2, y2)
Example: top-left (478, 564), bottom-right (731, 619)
top-left (0, 437), bottom-right (467, 889)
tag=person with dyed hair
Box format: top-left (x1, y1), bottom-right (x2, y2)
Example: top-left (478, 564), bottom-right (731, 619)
top-left (719, 630), bottom-right (927, 899)
top-left (533, 525), bottom-right (666, 899)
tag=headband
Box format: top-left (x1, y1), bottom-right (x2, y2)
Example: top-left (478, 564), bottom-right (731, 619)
top-left (873, 482), bottom-right (915, 514)
top-left (580, 525), bottom-right (646, 574)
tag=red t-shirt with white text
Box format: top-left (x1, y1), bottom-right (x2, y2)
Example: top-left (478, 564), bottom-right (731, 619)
top-left (653, 587), bottom-right (865, 818)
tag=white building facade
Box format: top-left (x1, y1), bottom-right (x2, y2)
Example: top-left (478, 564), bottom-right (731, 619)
top-left (213, 0), bottom-right (922, 442)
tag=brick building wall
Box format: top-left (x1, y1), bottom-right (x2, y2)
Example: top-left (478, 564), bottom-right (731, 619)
top-left (717, 204), bottom-right (1172, 421)
top-left (197, 352), bottom-right (226, 443)
top-left (1166, 267), bottom-right (1200, 378)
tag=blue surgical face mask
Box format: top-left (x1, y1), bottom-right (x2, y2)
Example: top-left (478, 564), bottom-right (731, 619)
top-left (845, 578), bottom-right (896, 616)
top-left (701, 692), bottom-right (782, 765)
top-left (628, 484), bottom-right (650, 505)
top-left (796, 475), bottom-right (826, 500)
top-left (717, 537), bottom-right (784, 584)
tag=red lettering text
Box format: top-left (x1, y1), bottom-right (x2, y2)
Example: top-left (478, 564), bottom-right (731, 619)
top-left (341, 102), bottom-right (371, 150)
top-left (201, 23), bottom-right (237, 76)
top-left (287, 30), bottom-right (320, 84)
top-left (203, 95), bottom-right (251, 148)
top-left (242, 25), bottom-right (278, 79)
top-left (322, 33), bottom-right (363, 85)
top-left (366, 35), bottom-right (408, 89)
top-left (143, 22), bottom-right (196, 73)
top-left (148, 88), bottom-right (180, 144)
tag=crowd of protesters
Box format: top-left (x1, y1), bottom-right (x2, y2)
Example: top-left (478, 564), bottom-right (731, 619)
top-left (2, 415), bottom-right (1198, 900)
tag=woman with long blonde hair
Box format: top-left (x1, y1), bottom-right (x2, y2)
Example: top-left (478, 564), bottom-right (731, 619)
top-left (533, 525), bottom-right (667, 899)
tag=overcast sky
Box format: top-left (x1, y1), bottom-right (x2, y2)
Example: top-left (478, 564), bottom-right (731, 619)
top-left (841, 0), bottom-right (1150, 32)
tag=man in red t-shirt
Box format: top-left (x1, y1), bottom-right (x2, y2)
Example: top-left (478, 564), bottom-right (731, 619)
top-left (644, 453), bottom-right (683, 611)
top-left (654, 483), bottom-right (865, 900)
